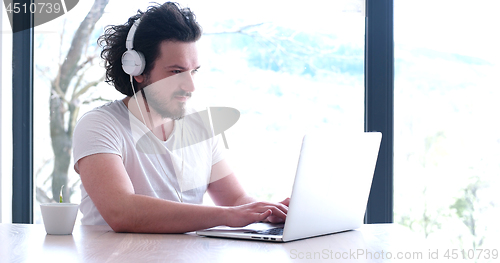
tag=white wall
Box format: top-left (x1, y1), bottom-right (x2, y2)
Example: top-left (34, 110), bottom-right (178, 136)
top-left (1, 3), bottom-right (13, 224)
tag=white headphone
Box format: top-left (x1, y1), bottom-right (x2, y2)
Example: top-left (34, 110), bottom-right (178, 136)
top-left (121, 18), bottom-right (146, 76)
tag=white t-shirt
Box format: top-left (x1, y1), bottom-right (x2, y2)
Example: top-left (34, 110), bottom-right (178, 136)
top-left (73, 100), bottom-right (225, 225)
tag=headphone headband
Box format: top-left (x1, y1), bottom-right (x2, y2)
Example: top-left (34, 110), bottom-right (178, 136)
top-left (122, 17), bottom-right (146, 76)
top-left (126, 18), bottom-right (141, 50)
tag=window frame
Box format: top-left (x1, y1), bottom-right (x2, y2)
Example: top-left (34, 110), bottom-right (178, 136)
top-left (11, 0), bottom-right (34, 223)
top-left (364, 0), bottom-right (394, 223)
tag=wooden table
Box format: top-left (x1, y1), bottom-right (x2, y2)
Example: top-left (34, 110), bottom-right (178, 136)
top-left (0, 223), bottom-right (430, 262)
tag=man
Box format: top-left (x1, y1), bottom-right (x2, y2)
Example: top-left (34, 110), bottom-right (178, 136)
top-left (73, 2), bottom-right (288, 233)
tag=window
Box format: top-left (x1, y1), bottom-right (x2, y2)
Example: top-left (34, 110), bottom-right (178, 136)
top-left (394, 0), bottom-right (500, 249)
top-left (32, 0), bottom-right (366, 223)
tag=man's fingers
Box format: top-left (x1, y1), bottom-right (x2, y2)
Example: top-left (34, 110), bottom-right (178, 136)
top-left (280, 197), bottom-right (290, 207)
top-left (276, 202), bottom-right (288, 214)
top-left (267, 215), bottom-right (285, 223)
top-left (268, 206), bottom-right (287, 220)
top-left (258, 202), bottom-right (288, 214)
top-left (258, 209), bottom-right (272, 221)
top-left (229, 201), bottom-right (290, 227)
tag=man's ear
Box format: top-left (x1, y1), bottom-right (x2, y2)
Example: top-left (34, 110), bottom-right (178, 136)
top-left (134, 75), bottom-right (145, 83)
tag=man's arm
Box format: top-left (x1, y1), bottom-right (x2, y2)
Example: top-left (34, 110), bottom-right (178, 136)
top-left (206, 160), bottom-right (256, 206)
top-left (78, 153), bottom-right (285, 233)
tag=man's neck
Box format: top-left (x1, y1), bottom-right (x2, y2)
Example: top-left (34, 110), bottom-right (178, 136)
top-left (123, 96), bottom-right (175, 141)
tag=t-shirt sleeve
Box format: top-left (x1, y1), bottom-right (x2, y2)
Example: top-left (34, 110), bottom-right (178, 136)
top-left (211, 133), bottom-right (226, 166)
top-left (72, 110), bottom-right (123, 174)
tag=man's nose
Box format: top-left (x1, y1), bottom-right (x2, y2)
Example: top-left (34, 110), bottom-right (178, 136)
top-left (180, 71), bottom-right (195, 93)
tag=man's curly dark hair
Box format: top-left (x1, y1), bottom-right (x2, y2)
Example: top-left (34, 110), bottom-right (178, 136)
top-left (98, 2), bottom-right (202, 96)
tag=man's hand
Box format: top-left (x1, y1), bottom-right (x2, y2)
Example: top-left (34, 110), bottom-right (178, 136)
top-left (263, 197), bottom-right (290, 223)
top-left (224, 201), bottom-right (288, 227)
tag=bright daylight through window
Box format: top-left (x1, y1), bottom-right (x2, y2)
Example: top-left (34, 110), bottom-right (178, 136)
top-left (33, 0), bottom-right (365, 223)
top-left (394, 0), bottom-right (500, 251)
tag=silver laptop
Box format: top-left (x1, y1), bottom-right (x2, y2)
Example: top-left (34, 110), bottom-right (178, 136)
top-left (196, 131), bottom-right (382, 242)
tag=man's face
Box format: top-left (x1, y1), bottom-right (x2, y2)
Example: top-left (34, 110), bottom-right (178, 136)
top-left (135, 41), bottom-right (199, 120)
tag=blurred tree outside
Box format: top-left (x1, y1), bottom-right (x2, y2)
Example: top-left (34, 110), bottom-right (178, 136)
top-left (35, 0), bottom-right (110, 203)
top-left (450, 177), bottom-right (492, 250)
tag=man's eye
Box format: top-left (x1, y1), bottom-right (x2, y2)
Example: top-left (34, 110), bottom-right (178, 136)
top-left (172, 70), bottom-right (183, 74)
top-left (191, 69), bottom-right (199, 75)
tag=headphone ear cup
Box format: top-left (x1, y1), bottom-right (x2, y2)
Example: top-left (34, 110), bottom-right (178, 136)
top-left (121, 50), bottom-right (146, 76)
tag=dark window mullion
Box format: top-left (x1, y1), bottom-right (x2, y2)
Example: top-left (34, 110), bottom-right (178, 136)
top-left (364, 0), bottom-right (394, 223)
top-left (12, 0), bottom-right (34, 224)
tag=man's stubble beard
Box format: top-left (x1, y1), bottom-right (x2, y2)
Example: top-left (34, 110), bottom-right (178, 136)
top-left (139, 80), bottom-right (191, 121)
top-left (148, 93), bottom-right (188, 120)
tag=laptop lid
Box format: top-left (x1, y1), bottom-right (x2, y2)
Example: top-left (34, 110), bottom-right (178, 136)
top-left (196, 131), bottom-right (382, 242)
top-left (282, 131), bottom-right (382, 241)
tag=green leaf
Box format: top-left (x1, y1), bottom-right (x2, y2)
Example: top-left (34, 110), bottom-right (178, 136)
top-left (59, 185), bottom-right (64, 203)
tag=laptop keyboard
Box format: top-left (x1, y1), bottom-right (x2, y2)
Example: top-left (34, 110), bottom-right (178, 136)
top-left (255, 227), bottom-right (284, 236)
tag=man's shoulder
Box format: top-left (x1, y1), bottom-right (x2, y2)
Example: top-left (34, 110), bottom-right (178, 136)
top-left (79, 100), bottom-right (125, 120)
top-left (75, 100), bottom-right (128, 130)
top-left (89, 100), bottom-right (125, 114)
